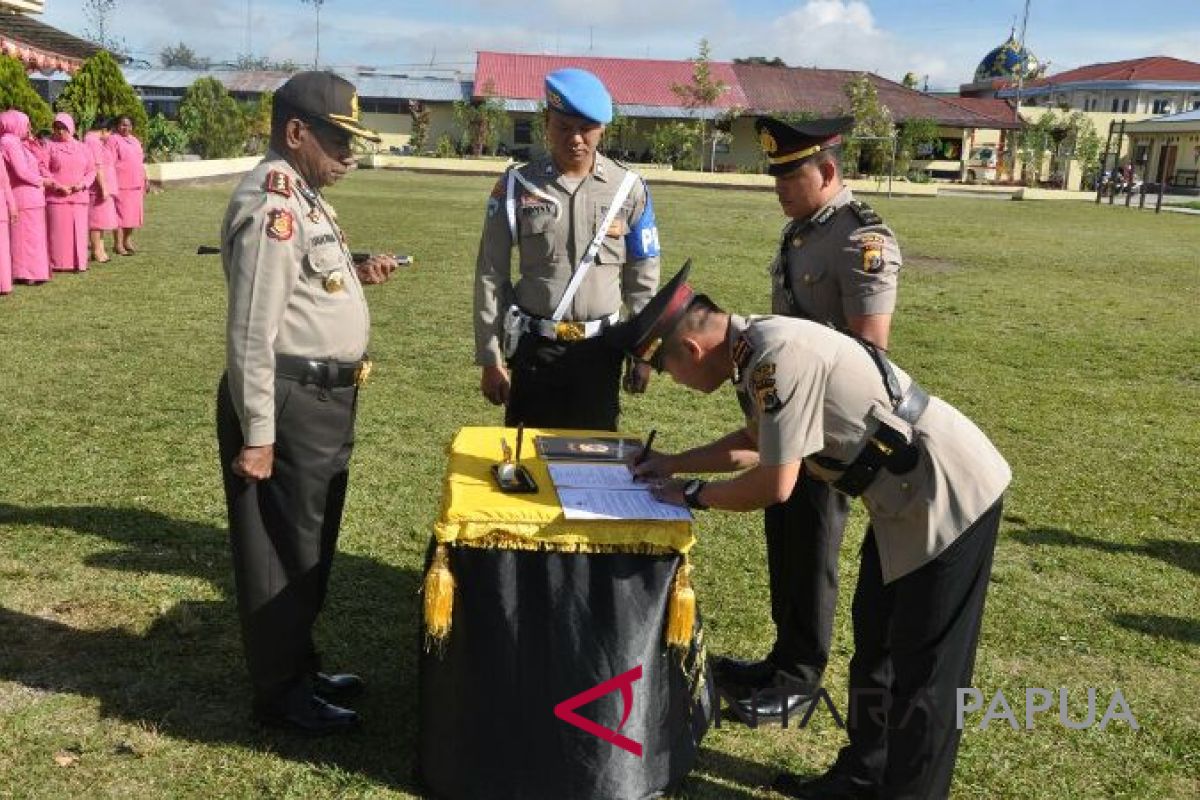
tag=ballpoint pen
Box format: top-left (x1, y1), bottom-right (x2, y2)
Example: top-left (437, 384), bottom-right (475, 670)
top-left (634, 429), bottom-right (657, 467)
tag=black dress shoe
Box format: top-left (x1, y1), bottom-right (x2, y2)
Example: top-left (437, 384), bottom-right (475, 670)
top-left (734, 688), bottom-right (815, 722)
top-left (255, 693), bottom-right (360, 736)
top-left (313, 672), bottom-right (365, 701)
top-left (710, 655), bottom-right (778, 690)
top-left (771, 769), bottom-right (877, 799)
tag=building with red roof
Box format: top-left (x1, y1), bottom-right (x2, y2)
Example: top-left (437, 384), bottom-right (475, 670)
top-left (998, 56), bottom-right (1200, 117)
top-left (474, 51), bottom-right (1017, 177)
top-left (0, 0), bottom-right (104, 75)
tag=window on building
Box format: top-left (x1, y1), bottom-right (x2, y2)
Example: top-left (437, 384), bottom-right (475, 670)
top-left (1151, 99), bottom-right (1172, 114)
top-left (1111, 98), bottom-right (1119, 112)
top-left (1122, 98), bottom-right (1130, 113)
top-left (514, 119), bottom-right (531, 145)
top-left (1192, 100), bottom-right (1200, 111)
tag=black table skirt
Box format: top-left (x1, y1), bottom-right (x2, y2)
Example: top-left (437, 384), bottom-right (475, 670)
top-left (419, 546), bottom-right (712, 800)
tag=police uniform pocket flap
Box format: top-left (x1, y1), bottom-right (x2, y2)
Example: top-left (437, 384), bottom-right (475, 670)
top-left (519, 211), bottom-right (555, 237)
top-left (594, 207), bottom-right (627, 264)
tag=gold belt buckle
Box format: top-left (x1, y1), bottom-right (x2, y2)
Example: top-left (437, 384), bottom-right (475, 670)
top-left (354, 358), bottom-right (373, 388)
top-left (555, 321), bottom-right (587, 341)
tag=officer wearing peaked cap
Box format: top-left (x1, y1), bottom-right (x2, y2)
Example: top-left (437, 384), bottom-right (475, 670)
top-left (619, 264), bottom-right (1009, 799)
top-left (706, 115), bottom-right (907, 722)
top-left (474, 67), bottom-right (661, 431)
top-left (216, 71), bottom-right (400, 735)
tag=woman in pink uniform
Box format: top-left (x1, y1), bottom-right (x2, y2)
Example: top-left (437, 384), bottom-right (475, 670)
top-left (108, 114), bottom-right (145, 256)
top-left (43, 112), bottom-right (95, 273)
top-left (84, 116), bottom-right (117, 263)
top-left (0, 145), bottom-right (14, 296)
top-left (0, 109), bottom-right (49, 285)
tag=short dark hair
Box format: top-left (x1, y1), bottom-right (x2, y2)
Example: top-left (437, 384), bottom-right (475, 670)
top-left (811, 146), bottom-right (843, 175)
top-left (90, 116), bottom-right (111, 131)
top-left (655, 294), bottom-right (725, 368)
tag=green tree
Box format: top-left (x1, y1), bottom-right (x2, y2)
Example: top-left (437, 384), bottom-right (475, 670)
top-left (408, 100), bottom-right (431, 153)
top-left (160, 42), bottom-right (210, 69)
top-left (1016, 111), bottom-right (1056, 186)
top-left (901, 72), bottom-right (919, 90)
top-left (144, 113), bottom-right (189, 162)
top-left (733, 56), bottom-right (787, 67)
top-left (600, 108), bottom-right (636, 158)
top-left (841, 73), bottom-right (893, 176)
top-left (1069, 113), bottom-right (1102, 190)
top-left (82, 0), bottom-right (126, 55)
top-left (453, 81), bottom-right (510, 157)
top-left (894, 117), bottom-right (940, 176)
top-left (234, 54), bottom-right (300, 71)
top-left (0, 55), bottom-right (53, 132)
top-left (672, 38), bottom-right (729, 171)
top-left (54, 51), bottom-right (147, 137)
top-left (241, 91), bottom-right (273, 156)
top-left (647, 121), bottom-right (699, 169)
top-left (178, 77), bottom-right (247, 159)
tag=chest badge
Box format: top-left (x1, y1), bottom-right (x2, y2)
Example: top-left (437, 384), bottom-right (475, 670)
top-left (323, 270), bottom-right (346, 293)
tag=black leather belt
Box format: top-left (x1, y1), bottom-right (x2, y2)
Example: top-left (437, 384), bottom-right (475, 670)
top-left (276, 353), bottom-right (370, 388)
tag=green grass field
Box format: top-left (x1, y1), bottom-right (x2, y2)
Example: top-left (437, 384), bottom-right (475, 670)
top-left (0, 170), bottom-right (1197, 799)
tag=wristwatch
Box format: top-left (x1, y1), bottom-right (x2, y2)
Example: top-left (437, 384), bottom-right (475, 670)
top-left (682, 478), bottom-right (709, 511)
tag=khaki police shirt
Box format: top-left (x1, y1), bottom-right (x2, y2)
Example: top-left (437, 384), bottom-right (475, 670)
top-left (731, 314), bottom-right (1011, 582)
top-left (221, 153), bottom-right (369, 446)
top-left (473, 152), bottom-right (661, 367)
top-left (771, 186), bottom-right (901, 325)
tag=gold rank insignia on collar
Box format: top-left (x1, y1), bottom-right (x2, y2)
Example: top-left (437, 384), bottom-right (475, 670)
top-left (323, 270), bottom-right (345, 293)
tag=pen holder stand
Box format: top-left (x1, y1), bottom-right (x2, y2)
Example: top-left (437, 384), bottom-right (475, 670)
top-left (491, 462), bottom-right (538, 493)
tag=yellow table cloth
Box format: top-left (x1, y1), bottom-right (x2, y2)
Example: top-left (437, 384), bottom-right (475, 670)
top-left (433, 426), bottom-right (695, 554)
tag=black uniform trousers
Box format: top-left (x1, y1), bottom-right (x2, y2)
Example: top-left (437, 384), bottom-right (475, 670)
top-left (505, 333), bottom-right (623, 432)
top-left (216, 372), bottom-right (357, 707)
top-left (836, 498), bottom-right (1003, 800)
top-left (764, 472), bottom-right (851, 690)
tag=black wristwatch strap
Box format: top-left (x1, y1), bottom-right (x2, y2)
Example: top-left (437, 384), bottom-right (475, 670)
top-left (683, 479), bottom-right (709, 511)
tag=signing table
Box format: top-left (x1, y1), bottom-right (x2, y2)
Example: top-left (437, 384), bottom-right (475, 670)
top-left (419, 427), bottom-right (711, 800)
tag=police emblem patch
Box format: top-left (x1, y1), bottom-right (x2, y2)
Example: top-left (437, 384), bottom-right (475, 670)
top-left (752, 363), bottom-right (781, 414)
top-left (859, 233), bottom-right (886, 273)
top-left (606, 219), bottom-right (627, 237)
top-left (265, 170), bottom-right (291, 199)
top-left (266, 209), bottom-right (294, 241)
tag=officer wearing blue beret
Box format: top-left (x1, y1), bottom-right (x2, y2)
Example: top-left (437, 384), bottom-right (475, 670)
top-left (473, 67), bottom-right (661, 431)
top-left (708, 115), bottom-right (906, 728)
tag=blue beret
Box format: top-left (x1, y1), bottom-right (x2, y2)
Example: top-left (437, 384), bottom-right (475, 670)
top-left (545, 68), bottom-right (613, 124)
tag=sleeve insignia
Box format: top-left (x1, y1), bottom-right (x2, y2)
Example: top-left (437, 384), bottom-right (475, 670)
top-left (265, 170), bottom-right (292, 199)
top-left (266, 208), bottom-right (295, 241)
top-left (860, 234), bottom-right (886, 273)
top-left (606, 218), bottom-right (628, 238)
top-left (752, 362), bottom-right (781, 413)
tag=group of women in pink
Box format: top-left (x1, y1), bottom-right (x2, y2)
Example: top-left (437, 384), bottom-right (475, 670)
top-left (0, 109), bottom-right (146, 296)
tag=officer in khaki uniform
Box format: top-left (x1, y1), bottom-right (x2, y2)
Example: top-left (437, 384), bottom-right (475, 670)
top-left (216, 71), bottom-right (399, 735)
top-left (710, 116), bottom-right (905, 721)
top-left (474, 67), bottom-right (660, 431)
top-left (617, 265), bottom-right (1010, 799)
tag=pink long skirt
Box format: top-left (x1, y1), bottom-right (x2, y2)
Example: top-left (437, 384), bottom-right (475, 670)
top-left (48, 204), bottom-right (89, 272)
top-left (89, 192), bottom-right (118, 231)
top-left (0, 220), bottom-right (11, 294)
top-left (10, 207), bottom-right (49, 282)
top-left (114, 187), bottom-right (144, 228)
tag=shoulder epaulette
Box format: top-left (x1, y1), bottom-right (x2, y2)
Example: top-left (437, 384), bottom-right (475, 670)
top-left (732, 334), bottom-right (755, 374)
top-left (848, 199), bottom-right (883, 226)
top-left (264, 170), bottom-right (291, 199)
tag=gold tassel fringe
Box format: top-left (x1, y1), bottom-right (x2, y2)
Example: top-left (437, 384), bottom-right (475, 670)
top-left (423, 544), bottom-right (455, 648)
top-left (666, 558), bottom-right (696, 649)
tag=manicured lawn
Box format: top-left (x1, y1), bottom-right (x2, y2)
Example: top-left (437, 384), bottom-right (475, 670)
top-left (0, 169), bottom-right (1196, 798)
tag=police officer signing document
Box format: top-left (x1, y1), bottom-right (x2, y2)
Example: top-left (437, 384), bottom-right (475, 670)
top-left (616, 265), bottom-right (1010, 800)
top-left (216, 71), bottom-right (399, 735)
top-left (710, 116), bottom-right (906, 722)
top-left (474, 68), bottom-right (661, 431)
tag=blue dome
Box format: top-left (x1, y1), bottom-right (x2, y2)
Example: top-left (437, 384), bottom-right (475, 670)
top-left (974, 33), bottom-right (1039, 83)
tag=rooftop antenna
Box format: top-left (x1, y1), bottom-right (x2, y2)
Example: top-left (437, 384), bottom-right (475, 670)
top-left (589, 26), bottom-right (594, 53)
top-left (245, 0), bottom-right (252, 60)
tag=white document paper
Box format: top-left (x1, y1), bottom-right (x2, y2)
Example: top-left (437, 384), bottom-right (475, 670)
top-left (549, 464), bottom-right (693, 521)
top-left (556, 488), bottom-right (694, 522)
top-left (548, 463), bottom-right (641, 490)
